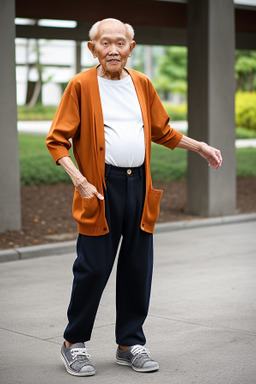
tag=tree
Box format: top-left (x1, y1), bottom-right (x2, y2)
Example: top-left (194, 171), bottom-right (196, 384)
top-left (27, 38), bottom-right (43, 108)
top-left (152, 46), bottom-right (187, 99)
top-left (235, 50), bottom-right (256, 92)
top-left (25, 21), bottom-right (54, 108)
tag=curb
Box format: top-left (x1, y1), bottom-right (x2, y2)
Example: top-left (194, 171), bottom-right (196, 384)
top-left (1, 213), bottom-right (256, 263)
top-left (0, 240), bottom-right (76, 263)
top-left (154, 212), bottom-right (256, 233)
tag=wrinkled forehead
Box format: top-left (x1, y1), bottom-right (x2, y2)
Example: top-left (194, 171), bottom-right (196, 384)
top-left (97, 21), bottom-right (129, 41)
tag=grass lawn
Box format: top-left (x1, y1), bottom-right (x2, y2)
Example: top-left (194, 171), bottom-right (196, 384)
top-left (19, 134), bottom-right (256, 185)
top-left (236, 147), bottom-right (256, 178)
top-left (18, 105), bottom-right (57, 121)
top-left (19, 134), bottom-right (72, 185)
top-left (236, 127), bottom-right (256, 139)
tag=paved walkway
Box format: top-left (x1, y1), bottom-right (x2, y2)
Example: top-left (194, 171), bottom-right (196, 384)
top-left (1, 220), bottom-right (256, 384)
top-left (17, 120), bottom-right (256, 148)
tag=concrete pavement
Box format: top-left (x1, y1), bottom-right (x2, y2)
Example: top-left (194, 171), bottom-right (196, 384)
top-left (0, 219), bottom-right (256, 384)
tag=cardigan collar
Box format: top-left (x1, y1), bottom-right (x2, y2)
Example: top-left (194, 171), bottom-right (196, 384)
top-left (90, 65), bottom-right (148, 135)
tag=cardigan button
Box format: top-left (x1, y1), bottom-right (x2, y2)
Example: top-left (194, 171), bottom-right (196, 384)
top-left (100, 146), bottom-right (104, 151)
top-left (103, 227), bottom-right (107, 231)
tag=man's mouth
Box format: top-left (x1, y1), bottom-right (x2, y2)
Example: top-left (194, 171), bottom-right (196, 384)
top-left (107, 58), bottom-right (121, 63)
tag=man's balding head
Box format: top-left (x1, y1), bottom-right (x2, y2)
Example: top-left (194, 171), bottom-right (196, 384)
top-left (89, 18), bottom-right (134, 42)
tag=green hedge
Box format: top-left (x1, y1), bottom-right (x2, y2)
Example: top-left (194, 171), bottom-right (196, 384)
top-left (18, 105), bottom-right (57, 121)
top-left (236, 127), bottom-right (256, 139)
top-left (18, 134), bottom-right (256, 186)
top-left (162, 102), bottom-right (187, 121)
top-left (235, 92), bottom-right (256, 131)
top-left (163, 93), bottom-right (256, 132)
top-left (19, 134), bottom-right (73, 185)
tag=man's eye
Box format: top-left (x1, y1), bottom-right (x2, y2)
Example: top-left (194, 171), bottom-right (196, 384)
top-left (103, 42), bottom-right (108, 46)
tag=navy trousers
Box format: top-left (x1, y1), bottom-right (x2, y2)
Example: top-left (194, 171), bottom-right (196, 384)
top-left (64, 164), bottom-right (153, 346)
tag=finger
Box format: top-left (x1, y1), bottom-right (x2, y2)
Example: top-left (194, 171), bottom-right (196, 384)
top-left (89, 185), bottom-right (104, 200)
top-left (77, 185), bottom-right (94, 198)
top-left (208, 157), bottom-right (220, 169)
top-left (95, 191), bottom-right (104, 200)
top-left (214, 159), bottom-right (221, 170)
top-left (214, 150), bottom-right (222, 167)
top-left (81, 183), bottom-right (104, 200)
top-left (215, 149), bottom-right (222, 159)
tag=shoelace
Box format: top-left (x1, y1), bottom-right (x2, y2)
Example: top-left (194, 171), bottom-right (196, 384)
top-left (130, 346), bottom-right (151, 363)
top-left (70, 348), bottom-right (91, 361)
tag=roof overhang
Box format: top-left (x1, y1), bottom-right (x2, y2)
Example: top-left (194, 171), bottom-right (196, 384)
top-left (15, 0), bottom-right (256, 48)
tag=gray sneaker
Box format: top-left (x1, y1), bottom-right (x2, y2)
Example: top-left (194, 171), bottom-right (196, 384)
top-left (116, 345), bottom-right (159, 372)
top-left (60, 342), bottom-right (96, 376)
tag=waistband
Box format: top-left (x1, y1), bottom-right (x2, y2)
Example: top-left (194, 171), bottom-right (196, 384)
top-left (105, 163), bottom-right (145, 178)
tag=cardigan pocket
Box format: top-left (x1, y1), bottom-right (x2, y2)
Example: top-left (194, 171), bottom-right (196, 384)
top-left (72, 189), bottom-right (107, 233)
top-left (144, 188), bottom-right (163, 228)
top-left (81, 195), bottom-right (100, 222)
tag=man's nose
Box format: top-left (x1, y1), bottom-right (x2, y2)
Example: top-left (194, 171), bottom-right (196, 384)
top-left (108, 44), bottom-right (119, 55)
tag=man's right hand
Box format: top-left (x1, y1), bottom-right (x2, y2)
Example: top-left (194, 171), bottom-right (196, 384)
top-left (57, 156), bottom-right (104, 200)
top-left (76, 178), bottom-right (104, 200)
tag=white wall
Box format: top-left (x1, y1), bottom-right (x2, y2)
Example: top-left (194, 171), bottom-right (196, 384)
top-left (15, 38), bottom-right (97, 105)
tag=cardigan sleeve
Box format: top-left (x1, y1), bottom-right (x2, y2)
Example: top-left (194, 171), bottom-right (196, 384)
top-left (149, 81), bottom-right (183, 150)
top-left (46, 81), bottom-right (81, 164)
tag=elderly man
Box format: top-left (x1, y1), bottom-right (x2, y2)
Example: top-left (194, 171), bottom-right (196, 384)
top-left (46, 18), bottom-right (222, 377)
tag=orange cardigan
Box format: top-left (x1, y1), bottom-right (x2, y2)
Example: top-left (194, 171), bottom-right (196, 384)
top-left (46, 67), bottom-right (183, 236)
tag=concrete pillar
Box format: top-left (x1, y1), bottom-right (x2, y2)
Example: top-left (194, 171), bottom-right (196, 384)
top-left (187, 0), bottom-right (236, 216)
top-left (144, 45), bottom-right (153, 80)
top-left (0, 0), bottom-right (21, 232)
top-left (75, 40), bottom-right (81, 74)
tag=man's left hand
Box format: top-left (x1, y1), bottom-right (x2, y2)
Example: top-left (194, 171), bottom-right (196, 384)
top-left (198, 142), bottom-right (223, 170)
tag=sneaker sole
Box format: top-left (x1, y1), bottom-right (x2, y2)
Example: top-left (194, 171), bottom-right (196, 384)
top-left (60, 354), bottom-right (96, 377)
top-left (116, 358), bottom-right (159, 373)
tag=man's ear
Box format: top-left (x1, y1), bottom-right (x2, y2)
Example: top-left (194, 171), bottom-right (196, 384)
top-left (129, 41), bottom-right (136, 57)
top-left (88, 41), bottom-right (97, 58)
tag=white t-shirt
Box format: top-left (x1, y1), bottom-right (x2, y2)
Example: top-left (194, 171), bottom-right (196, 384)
top-left (97, 75), bottom-right (145, 167)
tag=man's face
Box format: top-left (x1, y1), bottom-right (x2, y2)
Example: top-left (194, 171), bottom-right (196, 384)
top-left (88, 21), bottom-right (135, 77)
